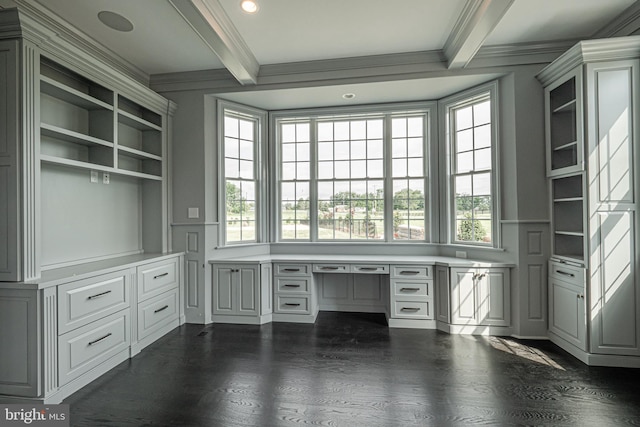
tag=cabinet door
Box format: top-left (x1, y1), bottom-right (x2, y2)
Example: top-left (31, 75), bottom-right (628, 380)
top-left (450, 268), bottom-right (479, 325)
top-left (213, 266), bottom-right (235, 315)
top-left (237, 266), bottom-right (259, 316)
top-left (478, 268), bottom-right (510, 326)
top-left (435, 266), bottom-right (450, 323)
top-left (586, 60), bottom-right (640, 356)
top-left (549, 276), bottom-right (586, 351)
top-left (545, 67), bottom-right (584, 177)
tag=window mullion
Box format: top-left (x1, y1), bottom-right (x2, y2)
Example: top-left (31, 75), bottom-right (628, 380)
top-left (383, 114), bottom-right (394, 242)
top-left (310, 118), bottom-right (318, 242)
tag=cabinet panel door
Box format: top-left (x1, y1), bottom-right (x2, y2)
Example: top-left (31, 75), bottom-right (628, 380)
top-left (479, 269), bottom-right (510, 326)
top-left (591, 212), bottom-right (640, 355)
top-left (213, 267), bottom-right (234, 315)
top-left (237, 266), bottom-right (258, 316)
top-left (436, 266), bottom-right (450, 323)
top-left (450, 268), bottom-right (478, 325)
top-left (549, 277), bottom-right (586, 351)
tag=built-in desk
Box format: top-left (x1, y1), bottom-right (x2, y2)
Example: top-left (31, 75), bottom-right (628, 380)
top-left (209, 254), bottom-right (514, 334)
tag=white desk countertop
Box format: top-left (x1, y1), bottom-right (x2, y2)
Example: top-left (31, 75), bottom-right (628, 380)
top-left (208, 254), bottom-right (515, 268)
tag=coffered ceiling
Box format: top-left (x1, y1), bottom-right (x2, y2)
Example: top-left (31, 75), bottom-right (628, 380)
top-left (0, 0), bottom-right (637, 107)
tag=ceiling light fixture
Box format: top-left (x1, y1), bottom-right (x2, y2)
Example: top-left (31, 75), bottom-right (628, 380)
top-left (342, 93), bottom-right (356, 100)
top-left (240, 0), bottom-right (259, 14)
top-left (97, 11), bottom-right (134, 32)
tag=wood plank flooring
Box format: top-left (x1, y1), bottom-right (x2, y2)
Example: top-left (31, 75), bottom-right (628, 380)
top-left (65, 312), bottom-right (640, 426)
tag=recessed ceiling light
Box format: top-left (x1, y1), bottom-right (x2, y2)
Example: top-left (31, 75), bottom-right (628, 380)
top-left (98, 11), bottom-right (134, 32)
top-left (240, 0), bottom-right (259, 13)
top-left (342, 93), bottom-right (356, 100)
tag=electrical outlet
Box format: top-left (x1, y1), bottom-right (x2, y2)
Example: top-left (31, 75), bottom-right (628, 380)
top-left (90, 171), bottom-right (98, 183)
top-left (456, 251), bottom-right (467, 259)
top-left (103, 173), bottom-right (110, 184)
top-left (188, 207), bottom-right (200, 219)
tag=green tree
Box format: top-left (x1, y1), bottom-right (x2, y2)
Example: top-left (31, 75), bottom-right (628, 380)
top-left (226, 182), bottom-right (247, 214)
top-left (393, 188), bottom-right (425, 210)
top-left (457, 214), bottom-right (487, 242)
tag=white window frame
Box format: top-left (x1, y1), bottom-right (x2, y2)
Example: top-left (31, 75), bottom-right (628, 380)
top-left (440, 81), bottom-right (501, 247)
top-left (270, 102), bottom-right (435, 243)
top-left (218, 100), bottom-right (268, 246)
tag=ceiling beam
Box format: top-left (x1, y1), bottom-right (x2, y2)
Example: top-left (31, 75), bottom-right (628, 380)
top-left (169, 0), bottom-right (259, 85)
top-left (443, 0), bottom-right (514, 69)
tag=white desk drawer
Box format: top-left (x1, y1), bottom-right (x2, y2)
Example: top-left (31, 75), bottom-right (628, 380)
top-left (391, 265), bottom-right (432, 279)
top-left (58, 270), bottom-right (131, 334)
top-left (138, 288), bottom-right (179, 340)
top-left (351, 264), bottom-right (389, 274)
top-left (276, 278), bottom-right (310, 293)
top-left (276, 264), bottom-right (311, 276)
top-left (392, 301), bottom-right (433, 319)
top-left (549, 261), bottom-right (585, 286)
top-left (313, 263), bottom-right (349, 273)
top-left (137, 258), bottom-right (179, 301)
top-left (58, 310), bottom-right (130, 386)
top-left (391, 280), bottom-right (432, 298)
top-left (275, 296), bottom-right (310, 314)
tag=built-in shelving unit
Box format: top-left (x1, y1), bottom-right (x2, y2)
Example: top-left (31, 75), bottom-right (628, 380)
top-left (551, 174), bottom-right (585, 263)
top-left (546, 70), bottom-right (583, 177)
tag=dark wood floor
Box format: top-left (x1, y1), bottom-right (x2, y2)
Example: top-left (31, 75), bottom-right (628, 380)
top-left (65, 312), bottom-right (640, 426)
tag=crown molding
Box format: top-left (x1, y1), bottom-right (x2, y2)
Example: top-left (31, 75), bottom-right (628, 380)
top-left (592, 1), bottom-right (640, 38)
top-left (536, 35), bottom-right (640, 86)
top-left (443, 0), bottom-right (514, 69)
top-left (9, 0), bottom-right (149, 85)
top-left (470, 39), bottom-right (576, 68)
top-left (169, 0), bottom-right (259, 85)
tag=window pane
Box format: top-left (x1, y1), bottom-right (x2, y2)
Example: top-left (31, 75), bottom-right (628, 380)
top-left (351, 120), bottom-right (366, 140)
top-left (282, 163), bottom-right (295, 180)
top-left (392, 138), bottom-right (407, 158)
top-left (334, 122), bottom-right (349, 140)
top-left (456, 151), bottom-right (473, 173)
top-left (392, 158), bottom-right (407, 177)
top-left (392, 118), bottom-right (407, 137)
top-left (456, 129), bottom-right (473, 153)
top-left (407, 117), bottom-right (423, 137)
top-left (239, 160), bottom-right (253, 179)
top-left (351, 140), bottom-right (366, 159)
top-left (225, 158), bottom-right (239, 178)
top-left (335, 161), bottom-right (349, 178)
top-left (239, 139), bottom-right (253, 160)
top-left (318, 142), bottom-right (333, 161)
top-left (281, 124), bottom-right (296, 143)
top-left (297, 143), bottom-right (310, 162)
top-left (368, 139), bottom-right (383, 158)
top-left (367, 120), bottom-right (383, 139)
top-left (473, 172), bottom-right (491, 196)
top-left (282, 144), bottom-right (295, 162)
top-left (455, 106), bottom-right (473, 130)
top-left (296, 123), bottom-right (310, 142)
top-left (297, 162), bottom-right (310, 180)
top-left (407, 138), bottom-right (423, 157)
top-left (352, 160), bottom-right (366, 178)
top-left (318, 122), bottom-right (333, 141)
top-left (474, 124), bottom-right (491, 149)
top-left (239, 119), bottom-right (253, 140)
top-left (334, 141), bottom-right (350, 160)
top-left (474, 148), bottom-right (492, 171)
top-left (455, 175), bottom-right (472, 196)
top-left (318, 161), bottom-right (333, 179)
top-left (474, 100), bottom-right (491, 126)
top-left (368, 160), bottom-right (384, 178)
top-left (407, 158), bottom-right (423, 177)
top-left (225, 116), bottom-right (238, 137)
top-left (281, 182), bottom-right (295, 199)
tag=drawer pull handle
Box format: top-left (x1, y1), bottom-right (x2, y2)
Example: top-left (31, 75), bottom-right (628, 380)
top-left (358, 267), bottom-right (378, 271)
top-left (401, 307), bottom-right (421, 312)
top-left (284, 303), bottom-right (301, 307)
top-left (556, 270), bottom-right (575, 277)
top-left (283, 268), bottom-right (300, 272)
top-left (400, 287), bottom-right (421, 292)
top-left (154, 305), bottom-right (170, 313)
top-left (284, 284), bottom-right (301, 288)
top-left (320, 266), bottom-right (340, 270)
top-left (88, 290), bottom-right (112, 300)
top-left (154, 272), bottom-right (169, 279)
top-left (88, 333), bottom-right (112, 346)
top-left (400, 271), bottom-right (420, 275)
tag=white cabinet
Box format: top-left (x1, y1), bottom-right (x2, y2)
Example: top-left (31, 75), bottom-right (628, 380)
top-left (548, 262), bottom-right (586, 351)
top-left (538, 37), bottom-right (640, 366)
top-left (211, 262), bottom-right (272, 324)
top-left (450, 267), bottom-right (510, 327)
top-left (387, 265), bottom-right (434, 328)
top-left (0, 254), bottom-right (184, 404)
top-left (273, 263), bottom-right (315, 321)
